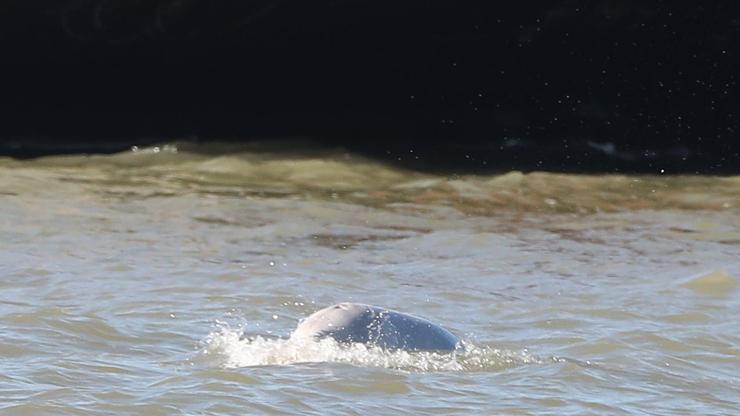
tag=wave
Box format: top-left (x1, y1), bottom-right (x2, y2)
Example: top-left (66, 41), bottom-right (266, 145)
top-left (1, 142), bottom-right (738, 213)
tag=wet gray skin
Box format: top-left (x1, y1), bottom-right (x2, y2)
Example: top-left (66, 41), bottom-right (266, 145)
top-left (292, 303), bottom-right (461, 351)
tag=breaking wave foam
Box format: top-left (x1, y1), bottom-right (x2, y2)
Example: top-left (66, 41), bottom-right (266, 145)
top-left (200, 326), bottom-right (542, 372)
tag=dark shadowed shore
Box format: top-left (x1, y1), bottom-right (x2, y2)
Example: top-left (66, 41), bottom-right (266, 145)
top-left (1, 1), bottom-right (738, 173)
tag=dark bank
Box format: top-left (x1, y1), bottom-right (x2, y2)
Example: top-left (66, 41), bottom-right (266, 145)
top-left (1, 1), bottom-right (738, 173)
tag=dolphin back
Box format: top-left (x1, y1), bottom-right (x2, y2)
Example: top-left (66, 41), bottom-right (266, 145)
top-left (292, 303), bottom-right (460, 351)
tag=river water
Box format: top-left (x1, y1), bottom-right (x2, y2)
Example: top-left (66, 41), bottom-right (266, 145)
top-left (1, 143), bottom-right (738, 415)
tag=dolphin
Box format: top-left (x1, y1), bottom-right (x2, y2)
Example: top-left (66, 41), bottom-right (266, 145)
top-left (292, 303), bottom-right (461, 351)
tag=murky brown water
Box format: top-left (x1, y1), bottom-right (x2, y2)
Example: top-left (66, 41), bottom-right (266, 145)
top-left (1, 143), bottom-right (739, 415)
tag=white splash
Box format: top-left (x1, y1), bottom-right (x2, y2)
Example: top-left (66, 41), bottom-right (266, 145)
top-left (200, 325), bottom-right (541, 372)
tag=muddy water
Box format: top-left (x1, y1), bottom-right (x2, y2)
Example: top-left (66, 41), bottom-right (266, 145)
top-left (1, 143), bottom-right (738, 415)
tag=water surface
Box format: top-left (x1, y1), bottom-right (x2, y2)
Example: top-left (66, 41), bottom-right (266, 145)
top-left (1, 143), bottom-right (738, 414)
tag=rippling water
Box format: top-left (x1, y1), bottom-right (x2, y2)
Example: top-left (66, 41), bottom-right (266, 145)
top-left (1, 142), bottom-right (739, 415)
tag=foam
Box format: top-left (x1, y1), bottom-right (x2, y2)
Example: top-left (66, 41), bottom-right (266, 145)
top-left (200, 325), bottom-right (541, 372)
